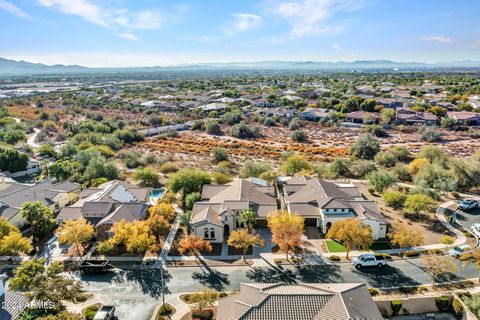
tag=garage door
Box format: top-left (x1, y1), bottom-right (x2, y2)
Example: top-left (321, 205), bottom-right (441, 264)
top-left (304, 218), bottom-right (318, 226)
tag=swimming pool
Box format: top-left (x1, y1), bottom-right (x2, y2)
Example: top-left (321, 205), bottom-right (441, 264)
top-left (150, 188), bottom-right (166, 204)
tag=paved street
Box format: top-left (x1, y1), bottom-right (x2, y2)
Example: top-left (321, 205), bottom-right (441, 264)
top-left (456, 207), bottom-right (480, 231)
top-left (75, 258), bottom-right (480, 320)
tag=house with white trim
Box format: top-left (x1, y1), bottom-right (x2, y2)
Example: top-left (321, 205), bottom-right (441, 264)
top-left (191, 179), bottom-right (277, 243)
top-left (281, 176), bottom-right (388, 239)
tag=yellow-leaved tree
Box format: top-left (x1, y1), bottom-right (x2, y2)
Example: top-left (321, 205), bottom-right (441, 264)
top-left (389, 223), bottom-right (425, 256)
top-left (267, 210), bottom-right (304, 260)
top-left (326, 218), bottom-right (373, 260)
top-left (227, 229), bottom-right (264, 264)
top-left (57, 218), bottom-right (95, 256)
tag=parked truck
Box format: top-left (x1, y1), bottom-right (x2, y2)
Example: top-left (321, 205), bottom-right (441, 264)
top-left (351, 254), bottom-right (387, 269)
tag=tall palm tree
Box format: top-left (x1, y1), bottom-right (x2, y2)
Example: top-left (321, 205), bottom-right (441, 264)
top-left (239, 209), bottom-right (256, 231)
top-left (180, 211), bottom-right (192, 235)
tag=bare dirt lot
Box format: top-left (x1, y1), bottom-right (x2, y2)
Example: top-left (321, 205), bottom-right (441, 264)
top-left (354, 181), bottom-right (450, 245)
top-left (138, 124), bottom-right (480, 171)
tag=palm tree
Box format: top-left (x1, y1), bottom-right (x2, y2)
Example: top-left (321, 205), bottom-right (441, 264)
top-left (180, 211), bottom-right (192, 235)
top-left (239, 209), bottom-right (256, 231)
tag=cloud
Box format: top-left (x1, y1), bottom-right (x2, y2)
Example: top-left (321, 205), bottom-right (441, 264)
top-left (0, 0), bottom-right (32, 20)
top-left (116, 32), bottom-right (139, 41)
top-left (422, 35), bottom-right (453, 43)
top-left (37, 0), bottom-right (186, 40)
top-left (269, 0), bottom-right (368, 39)
top-left (130, 10), bottom-right (162, 30)
top-left (225, 13), bottom-right (261, 36)
top-left (332, 43), bottom-right (342, 50)
top-left (38, 0), bottom-right (108, 27)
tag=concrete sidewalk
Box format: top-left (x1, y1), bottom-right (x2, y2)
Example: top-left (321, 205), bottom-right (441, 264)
top-left (153, 204), bottom-right (183, 268)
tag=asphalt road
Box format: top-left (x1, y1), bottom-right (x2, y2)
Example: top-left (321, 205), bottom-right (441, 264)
top-left (456, 207), bottom-right (480, 231)
top-left (76, 258), bottom-right (480, 320)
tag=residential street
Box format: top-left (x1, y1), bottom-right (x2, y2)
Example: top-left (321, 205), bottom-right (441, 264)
top-left (74, 258), bottom-right (480, 320)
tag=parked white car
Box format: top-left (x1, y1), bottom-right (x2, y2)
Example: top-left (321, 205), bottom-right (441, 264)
top-left (352, 254), bottom-right (387, 269)
top-left (448, 244), bottom-right (473, 258)
top-left (471, 224), bottom-right (480, 238)
top-left (458, 199), bottom-right (479, 211)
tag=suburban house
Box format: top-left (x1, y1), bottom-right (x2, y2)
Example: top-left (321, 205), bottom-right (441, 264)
top-left (394, 107), bottom-right (437, 125)
top-left (300, 107), bottom-right (330, 122)
top-left (356, 85), bottom-right (376, 96)
top-left (198, 102), bottom-right (228, 113)
top-left (178, 100), bottom-right (202, 109)
top-left (57, 180), bottom-right (151, 239)
top-left (376, 97), bottom-right (403, 108)
top-left (251, 97), bottom-right (277, 108)
top-left (281, 177), bottom-right (388, 239)
top-left (447, 111), bottom-right (480, 126)
top-left (0, 274), bottom-right (29, 320)
top-left (191, 179), bottom-right (277, 243)
top-left (0, 178), bottom-right (80, 227)
top-left (216, 282), bottom-right (383, 320)
top-left (345, 110), bottom-right (380, 124)
top-left (257, 107), bottom-right (296, 119)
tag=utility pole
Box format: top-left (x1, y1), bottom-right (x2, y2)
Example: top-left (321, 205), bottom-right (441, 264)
top-left (160, 263), bottom-right (165, 306)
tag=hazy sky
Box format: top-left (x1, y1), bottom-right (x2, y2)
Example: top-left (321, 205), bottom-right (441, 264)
top-left (1, 0), bottom-right (480, 67)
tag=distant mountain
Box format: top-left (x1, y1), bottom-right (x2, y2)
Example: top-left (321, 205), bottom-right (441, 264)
top-left (0, 57), bottom-right (88, 75)
top-left (0, 57), bottom-right (479, 75)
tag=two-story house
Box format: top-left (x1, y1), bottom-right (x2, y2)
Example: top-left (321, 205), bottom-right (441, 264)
top-left (191, 179), bottom-right (277, 243)
top-left (281, 177), bottom-right (388, 239)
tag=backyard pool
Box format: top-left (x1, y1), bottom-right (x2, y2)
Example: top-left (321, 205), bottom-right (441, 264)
top-left (150, 188), bottom-right (166, 204)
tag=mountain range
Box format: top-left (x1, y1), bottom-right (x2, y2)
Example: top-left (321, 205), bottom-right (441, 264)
top-left (1, 57), bottom-right (480, 75)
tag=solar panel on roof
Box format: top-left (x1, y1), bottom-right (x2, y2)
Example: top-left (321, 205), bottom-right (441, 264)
top-left (110, 186), bottom-right (136, 203)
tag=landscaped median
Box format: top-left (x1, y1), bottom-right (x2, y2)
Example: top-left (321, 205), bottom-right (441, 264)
top-left (368, 278), bottom-right (480, 319)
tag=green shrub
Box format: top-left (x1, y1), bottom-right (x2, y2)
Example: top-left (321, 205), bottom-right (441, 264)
top-left (291, 130), bottom-right (307, 142)
top-left (391, 300), bottom-right (403, 315)
top-left (158, 304), bottom-right (174, 316)
top-left (451, 191), bottom-right (460, 198)
top-left (382, 190), bottom-right (407, 209)
top-left (159, 162), bottom-right (178, 174)
top-left (452, 298), bottom-right (464, 320)
top-left (328, 255), bottom-right (341, 262)
top-left (436, 296), bottom-right (451, 312)
top-left (83, 304), bottom-right (100, 320)
top-left (368, 288), bottom-right (379, 296)
top-left (218, 292), bottom-right (228, 298)
top-left (368, 187), bottom-right (376, 195)
top-left (191, 309), bottom-right (214, 320)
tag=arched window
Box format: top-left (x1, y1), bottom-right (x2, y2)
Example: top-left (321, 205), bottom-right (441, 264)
top-left (210, 228), bottom-right (215, 239)
top-left (204, 228), bottom-right (209, 239)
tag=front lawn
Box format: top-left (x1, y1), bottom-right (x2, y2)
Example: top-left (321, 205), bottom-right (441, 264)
top-left (325, 240), bottom-right (392, 253)
top-left (325, 240), bottom-right (347, 253)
